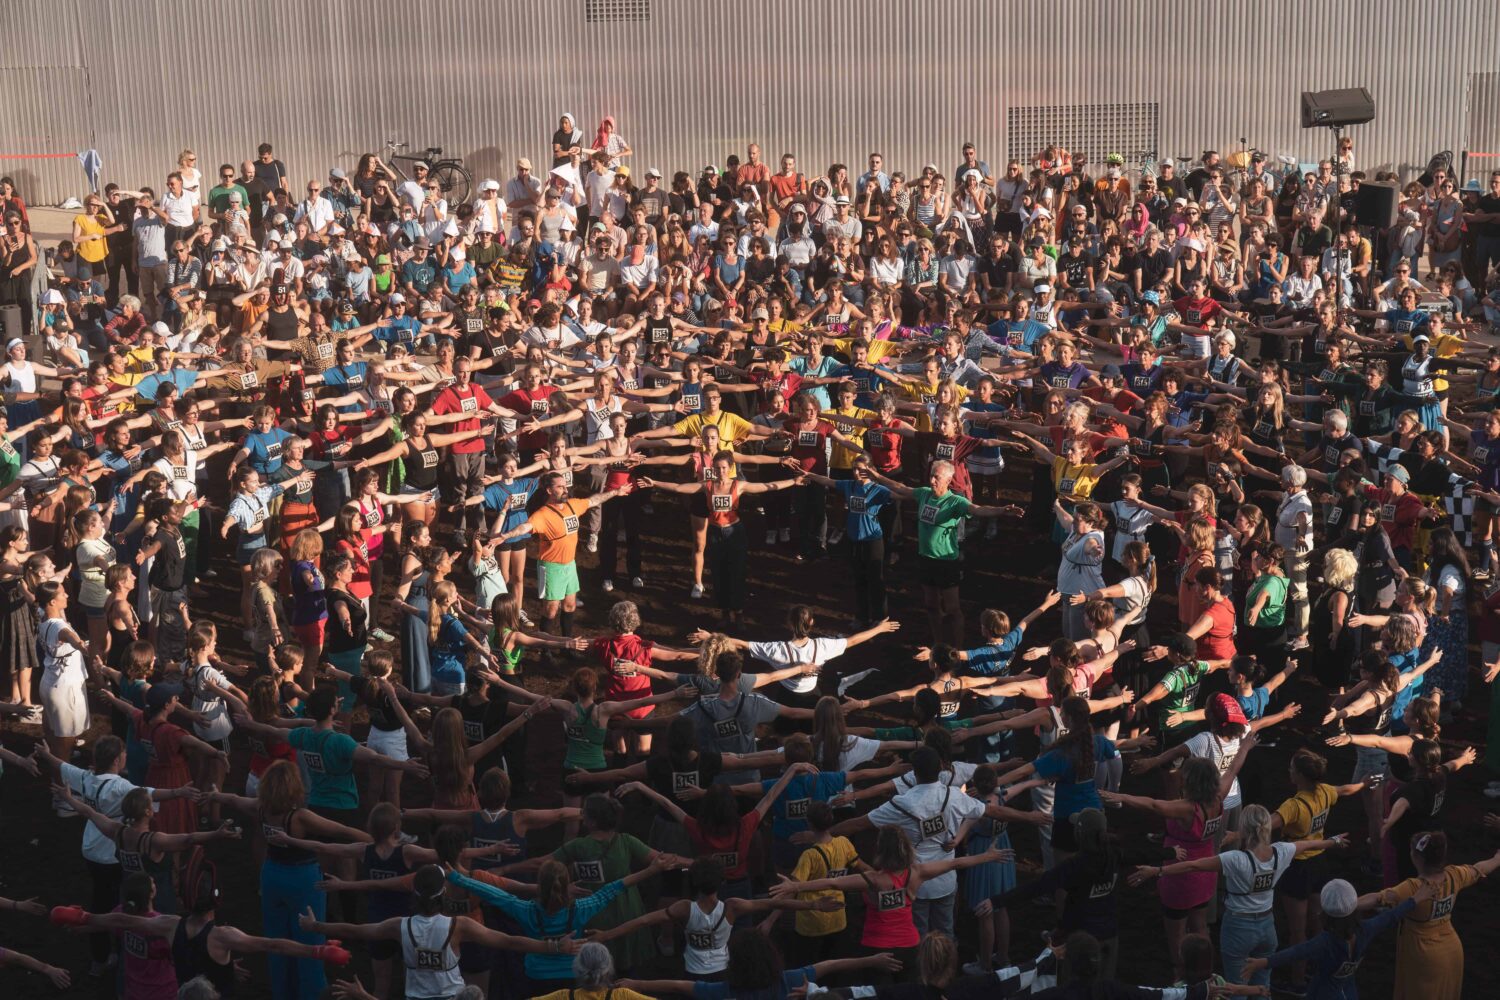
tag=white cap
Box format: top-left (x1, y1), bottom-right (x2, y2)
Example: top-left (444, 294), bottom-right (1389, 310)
top-left (480, 178), bottom-right (500, 192)
top-left (476, 220), bottom-right (497, 235)
top-left (328, 224), bottom-right (345, 236)
top-left (265, 232), bottom-right (282, 244)
top-left (645, 167), bottom-right (662, 178)
top-left (1162, 157), bottom-right (1175, 167)
top-left (150, 321), bottom-right (171, 337)
top-left (388, 292), bottom-right (406, 304)
top-left (560, 216), bottom-right (577, 231)
top-left (1320, 879), bottom-right (1358, 918)
top-left (1034, 283), bottom-right (1053, 294)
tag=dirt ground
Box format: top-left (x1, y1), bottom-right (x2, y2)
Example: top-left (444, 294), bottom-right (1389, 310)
top-left (2, 485), bottom-right (1497, 998)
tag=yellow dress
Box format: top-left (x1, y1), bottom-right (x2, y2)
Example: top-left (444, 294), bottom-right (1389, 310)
top-left (1379, 863), bottom-right (1482, 1000)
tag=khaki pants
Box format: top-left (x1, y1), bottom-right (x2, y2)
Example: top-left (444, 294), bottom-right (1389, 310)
top-left (1286, 548), bottom-right (1310, 639)
top-left (137, 264), bottom-right (169, 321)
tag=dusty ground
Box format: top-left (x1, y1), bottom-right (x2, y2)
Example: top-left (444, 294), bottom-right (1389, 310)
top-left (2, 467), bottom-right (1496, 998)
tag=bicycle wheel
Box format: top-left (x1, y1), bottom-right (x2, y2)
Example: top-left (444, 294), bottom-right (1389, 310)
top-left (433, 162), bottom-right (472, 206)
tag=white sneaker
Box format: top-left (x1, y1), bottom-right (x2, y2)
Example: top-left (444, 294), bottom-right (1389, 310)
top-left (519, 609), bottom-right (535, 627)
top-left (765, 529), bottom-right (777, 546)
top-left (601, 580), bottom-right (614, 592)
top-left (779, 528), bottom-right (791, 543)
top-left (829, 527), bottom-right (845, 545)
top-left (690, 583), bottom-right (704, 599)
top-left (21, 705), bottom-right (42, 723)
top-left (585, 534), bottom-right (598, 554)
top-left (961, 961), bottom-right (989, 976)
top-left (631, 576), bottom-right (644, 588)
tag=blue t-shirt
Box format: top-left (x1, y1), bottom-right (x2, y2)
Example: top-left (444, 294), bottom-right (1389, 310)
top-left (788, 354), bottom-right (841, 409)
top-left (320, 361), bottom-right (370, 389)
top-left (373, 317), bottom-right (422, 352)
top-left (693, 967), bottom-right (818, 1000)
top-left (833, 480), bottom-right (891, 542)
top-left (134, 369), bottom-right (198, 401)
top-left (1120, 361), bottom-right (1162, 396)
top-left (987, 317), bottom-right (1048, 352)
top-left (1384, 309), bottom-right (1430, 336)
top-left (286, 726), bottom-right (359, 809)
top-left (431, 614), bottom-right (469, 687)
top-left (762, 772), bottom-right (847, 841)
top-left (1389, 648), bottom-right (1422, 732)
top-left (242, 427), bottom-right (294, 475)
top-left (1033, 734), bottom-right (1118, 822)
top-left (965, 628), bottom-right (1025, 677)
top-left (1238, 686), bottom-right (1270, 721)
top-left (831, 362), bottom-right (894, 408)
top-left (482, 477), bottom-right (539, 535)
top-left (400, 260), bottom-right (436, 294)
top-left (442, 262), bottom-right (477, 296)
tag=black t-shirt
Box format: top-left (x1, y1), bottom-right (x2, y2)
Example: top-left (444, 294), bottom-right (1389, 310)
top-left (256, 158), bottom-right (289, 195)
top-left (1391, 775), bottom-right (1445, 869)
top-left (1135, 248), bottom-right (1172, 290)
top-left (1475, 193), bottom-right (1500, 238)
top-left (108, 198), bottom-right (138, 254)
top-left (240, 177), bottom-right (272, 228)
top-left (980, 249), bottom-right (1020, 291)
top-left (1059, 252), bottom-right (1093, 287)
top-left (148, 525), bottom-right (187, 591)
top-left (1185, 168), bottom-right (1212, 201)
top-left (645, 750), bottom-right (725, 806)
top-left (449, 691), bottom-right (513, 774)
top-left (324, 589), bottom-right (368, 654)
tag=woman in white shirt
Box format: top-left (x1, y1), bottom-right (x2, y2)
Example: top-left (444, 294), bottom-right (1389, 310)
top-left (36, 581), bottom-right (94, 797)
top-left (698, 605), bottom-right (900, 705)
top-left (1054, 500), bottom-right (1107, 641)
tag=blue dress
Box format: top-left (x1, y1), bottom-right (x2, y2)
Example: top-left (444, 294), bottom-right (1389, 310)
top-left (963, 805), bottom-right (1016, 906)
top-left (399, 569), bottom-right (432, 692)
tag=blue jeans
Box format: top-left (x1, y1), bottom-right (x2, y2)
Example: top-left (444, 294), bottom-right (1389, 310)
top-left (911, 893), bottom-right (954, 937)
top-left (261, 859), bottom-right (326, 1000)
top-left (1219, 910), bottom-right (1276, 986)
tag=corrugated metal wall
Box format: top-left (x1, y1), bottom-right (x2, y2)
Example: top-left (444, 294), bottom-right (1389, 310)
top-left (4, 0), bottom-right (1500, 205)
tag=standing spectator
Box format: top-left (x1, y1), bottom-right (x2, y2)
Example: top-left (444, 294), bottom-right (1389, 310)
top-left (129, 192), bottom-right (170, 322)
top-left (255, 142), bottom-right (290, 194)
top-left (159, 172), bottom-right (199, 248)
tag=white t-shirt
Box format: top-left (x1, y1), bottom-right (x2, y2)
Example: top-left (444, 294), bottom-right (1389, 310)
top-left (61, 764), bottom-right (154, 864)
top-left (1185, 730), bottom-right (1243, 809)
top-left (868, 780), bottom-right (986, 899)
top-left (1109, 501), bottom-right (1155, 563)
top-left (1219, 841), bottom-right (1297, 914)
top-left (748, 636), bottom-right (850, 694)
top-left (188, 663), bottom-right (234, 742)
top-left (153, 451), bottom-right (200, 501)
top-left (160, 190), bottom-right (198, 227)
top-left (1274, 491), bottom-right (1314, 552)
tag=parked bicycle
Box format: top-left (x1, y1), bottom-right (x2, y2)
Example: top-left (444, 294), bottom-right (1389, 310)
top-left (380, 138), bottom-right (473, 206)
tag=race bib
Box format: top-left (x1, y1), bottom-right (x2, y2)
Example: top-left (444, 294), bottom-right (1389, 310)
top-left (1250, 869), bottom-right (1276, 892)
top-left (797, 430), bottom-right (819, 447)
top-left (1131, 438), bottom-right (1153, 456)
top-left (530, 398), bottom-right (549, 415)
top-left (507, 492), bottom-right (529, 511)
top-left (415, 948), bottom-right (447, 969)
top-left (173, 465), bottom-right (189, 481)
top-left (935, 442), bottom-right (956, 460)
top-left (123, 932), bottom-right (149, 959)
top-left (713, 718), bottom-right (740, 738)
top-left (562, 514), bottom-right (579, 534)
top-left (918, 502), bottom-right (939, 525)
top-left (611, 658), bottom-right (638, 678)
top-left (463, 719), bottom-right (484, 743)
top-left (680, 393), bottom-right (701, 411)
top-left (460, 395), bottom-right (478, 413)
top-left (239, 370), bottom-right (260, 389)
top-left (1475, 447), bottom-right (1490, 463)
top-left (1089, 874), bottom-right (1118, 899)
top-left (362, 507), bottom-right (381, 527)
top-left (785, 797), bottom-right (810, 819)
top-left (265, 441), bottom-right (283, 462)
top-left (687, 930), bottom-right (715, 950)
top-left (1358, 401), bottom-right (1375, 416)
top-left (1430, 894), bottom-right (1456, 921)
top-left (919, 815), bottom-right (947, 838)
top-left (572, 860), bottom-right (604, 883)
top-left (712, 851), bottom-right (739, 869)
top-left (671, 770), bottom-right (700, 792)
top-left (877, 888), bottom-right (906, 911)
top-left (1058, 477), bottom-right (1077, 495)
top-left (316, 342), bottom-right (334, 359)
top-left (421, 450), bottom-right (438, 469)
top-left (848, 495), bottom-right (868, 514)
top-left (465, 318), bottom-right (483, 334)
top-left (1381, 503), bottom-right (1396, 522)
top-left (711, 494), bottom-right (732, 512)
top-left (302, 751), bottom-right (325, 774)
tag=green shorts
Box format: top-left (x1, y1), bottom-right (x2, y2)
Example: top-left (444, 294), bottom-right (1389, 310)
top-left (536, 559), bottom-right (580, 602)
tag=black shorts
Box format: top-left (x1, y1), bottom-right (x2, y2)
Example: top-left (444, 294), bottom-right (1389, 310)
top-left (499, 537), bottom-right (528, 552)
top-left (459, 938), bottom-right (489, 974)
top-left (368, 936), bottom-right (398, 961)
top-left (918, 555), bottom-right (962, 590)
top-left (1161, 901), bottom-right (1207, 920)
top-left (1051, 815), bottom-right (1080, 853)
top-left (1279, 854), bottom-right (1329, 901)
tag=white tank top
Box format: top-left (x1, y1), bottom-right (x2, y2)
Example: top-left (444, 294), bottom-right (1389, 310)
top-left (401, 914), bottom-right (463, 1000)
top-left (6, 361), bottom-right (36, 393)
top-left (683, 899), bottom-right (731, 975)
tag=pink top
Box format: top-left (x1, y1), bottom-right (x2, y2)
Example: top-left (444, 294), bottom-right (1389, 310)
top-left (1160, 802), bottom-right (1222, 910)
top-left (115, 906), bottom-right (177, 1000)
top-left (861, 868), bottom-right (918, 949)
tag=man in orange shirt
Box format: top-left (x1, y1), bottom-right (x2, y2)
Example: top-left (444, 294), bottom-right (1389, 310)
top-left (494, 470), bottom-right (634, 641)
top-left (766, 153), bottom-right (807, 232)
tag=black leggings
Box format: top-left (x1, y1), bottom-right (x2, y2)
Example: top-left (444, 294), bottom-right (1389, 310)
top-left (924, 583), bottom-right (963, 646)
top-left (86, 859), bottom-right (122, 964)
top-left (599, 488), bottom-right (643, 582)
top-left (797, 481), bottom-right (827, 557)
top-left (849, 536), bottom-right (887, 623)
top-left (707, 521), bottom-right (748, 611)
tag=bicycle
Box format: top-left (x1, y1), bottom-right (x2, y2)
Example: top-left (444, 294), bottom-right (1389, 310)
top-left (380, 138), bottom-right (473, 207)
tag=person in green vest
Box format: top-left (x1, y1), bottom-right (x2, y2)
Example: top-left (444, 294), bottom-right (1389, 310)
top-left (869, 459), bottom-right (1021, 646)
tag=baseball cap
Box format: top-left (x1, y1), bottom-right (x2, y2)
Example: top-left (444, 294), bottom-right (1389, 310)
top-left (149, 321), bottom-right (171, 338)
top-left (339, 301), bottom-right (356, 313)
top-left (1207, 693), bottom-right (1248, 728)
top-left (1034, 283), bottom-right (1052, 294)
top-left (751, 307), bottom-right (769, 320)
top-left (1411, 332), bottom-right (1431, 343)
top-left (1320, 879), bottom-right (1358, 918)
top-left (328, 224), bottom-right (345, 237)
top-left (790, 203), bottom-right (807, 214)
top-left (1386, 465), bottom-right (1411, 484)
top-left (329, 167), bottom-right (347, 180)
top-left (480, 178), bottom-right (500, 192)
top-left (703, 164), bottom-right (719, 175)
top-left (1101, 363), bottom-right (1122, 378)
top-left (1071, 808), bottom-right (1107, 853)
top-left (1162, 157), bottom-right (1175, 167)
top-left (210, 237), bottom-right (229, 252)
top-left (1140, 291), bottom-right (1161, 306)
top-left (228, 192), bottom-right (242, 204)
top-left (616, 166), bottom-right (631, 178)
top-left (1173, 197), bottom-right (1188, 207)
top-left (516, 157), bottom-right (533, 171)
top-left (645, 167), bottom-right (662, 178)
top-left (388, 292), bottom-right (406, 304)
top-left (146, 685), bottom-right (178, 716)
top-left (374, 254), bottom-right (391, 265)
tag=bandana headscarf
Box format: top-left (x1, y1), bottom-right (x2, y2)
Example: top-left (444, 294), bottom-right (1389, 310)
top-left (591, 116), bottom-right (616, 151)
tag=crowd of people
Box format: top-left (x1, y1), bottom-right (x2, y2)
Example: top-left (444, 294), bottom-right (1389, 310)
top-left (0, 118), bottom-right (1499, 1000)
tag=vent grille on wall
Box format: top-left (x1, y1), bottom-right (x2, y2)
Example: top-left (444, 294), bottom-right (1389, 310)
top-left (1007, 102), bottom-right (1160, 171)
top-left (585, 0), bottom-right (651, 23)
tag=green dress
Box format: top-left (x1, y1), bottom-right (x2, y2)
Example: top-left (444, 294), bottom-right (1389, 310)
top-left (552, 833), bottom-right (654, 971)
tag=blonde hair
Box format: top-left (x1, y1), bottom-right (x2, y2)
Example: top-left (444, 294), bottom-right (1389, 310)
top-left (696, 633), bottom-right (732, 680)
top-left (1185, 516), bottom-right (1216, 555)
top-left (427, 580), bottom-right (459, 644)
top-left (1238, 804), bottom-right (1274, 852)
top-left (1323, 548), bottom-right (1357, 592)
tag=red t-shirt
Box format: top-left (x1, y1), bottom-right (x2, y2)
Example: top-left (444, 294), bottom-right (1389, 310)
top-left (499, 385), bottom-right (560, 453)
top-left (432, 382), bottom-right (494, 453)
top-left (862, 419), bottom-right (906, 473)
top-left (336, 538), bottom-right (372, 600)
top-left (309, 426), bottom-right (357, 463)
top-left (1365, 486), bottom-right (1424, 550)
top-left (1195, 597), bottom-right (1237, 660)
top-left (683, 811), bottom-right (760, 880)
top-left (751, 371), bottom-right (804, 415)
top-left (592, 633), bottom-right (654, 715)
top-left (785, 419), bottom-right (833, 474)
top-left (914, 431), bottom-right (980, 497)
top-left (1172, 295), bottom-right (1223, 327)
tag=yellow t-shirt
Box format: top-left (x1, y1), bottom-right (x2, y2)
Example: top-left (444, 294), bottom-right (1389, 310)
top-left (74, 213), bottom-right (109, 263)
top-left (1051, 457), bottom-right (1101, 499)
top-left (1403, 331), bottom-right (1463, 393)
top-left (830, 337), bottom-right (897, 365)
top-left (790, 836), bottom-right (860, 936)
top-left (897, 380), bottom-right (968, 431)
top-left (821, 406), bottom-right (874, 469)
top-left (1275, 783), bottom-right (1337, 858)
top-left (673, 410), bottom-right (755, 445)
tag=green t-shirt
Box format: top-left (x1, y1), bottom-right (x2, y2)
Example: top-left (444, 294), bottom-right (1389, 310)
top-left (286, 726), bottom-right (358, 810)
top-left (207, 183), bottom-right (250, 216)
top-left (1157, 660), bottom-right (1211, 730)
top-left (553, 833), bottom-right (653, 969)
top-left (914, 487), bottom-right (970, 561)
top-left (1246, 573), bottom-right (1288, 629)
top-left (873, 719), bottom-right (973, 741)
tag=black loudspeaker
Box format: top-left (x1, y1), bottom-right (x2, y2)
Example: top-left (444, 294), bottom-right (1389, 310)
top-left (1353, 181), bottom-right (1400, 229)
top-left (0, 305), bottom-right (20, 342)
top-left (1301, 88), bottom-right (1376, 128)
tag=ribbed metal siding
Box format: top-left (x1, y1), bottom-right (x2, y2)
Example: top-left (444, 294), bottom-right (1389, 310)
top-left (3, 0), bottom-right (1500, 204)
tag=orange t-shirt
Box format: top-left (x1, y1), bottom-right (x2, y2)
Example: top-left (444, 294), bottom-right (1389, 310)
top-left (527, 498), bottom-right (590, 565)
